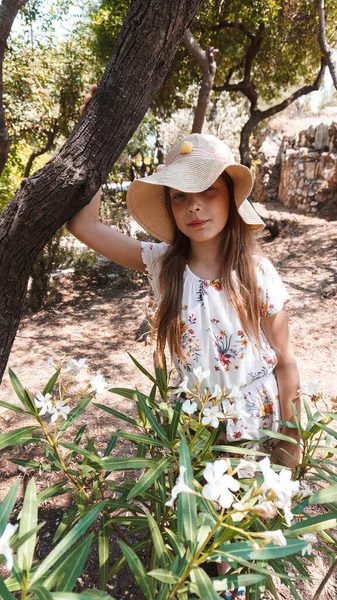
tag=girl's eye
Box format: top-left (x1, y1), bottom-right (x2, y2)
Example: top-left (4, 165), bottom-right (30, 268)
top-left (172, 192), bottom-right (185, 201)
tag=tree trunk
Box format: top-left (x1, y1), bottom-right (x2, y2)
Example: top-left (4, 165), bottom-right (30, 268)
top-left (239, 112), bottom-right (261, 167)
top-left (0, 0), bottom-right (29, 174)
top-left (184, 29), bottom-right (218, 133)
top-left (316, 0), bottom-right (337, 90)
top-left (0, 0), bottom-right (205, 382)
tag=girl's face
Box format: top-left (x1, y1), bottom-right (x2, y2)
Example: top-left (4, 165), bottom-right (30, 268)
top-left (169, 175), bottom-right (230, 243)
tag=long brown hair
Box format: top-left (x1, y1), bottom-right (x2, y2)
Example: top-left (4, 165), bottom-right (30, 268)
top-left (153, 172), bottom-right (263, 363)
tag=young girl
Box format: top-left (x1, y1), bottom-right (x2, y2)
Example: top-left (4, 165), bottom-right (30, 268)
top-left (69, 89), bottom-right (300, 597)
top-left (70, 88), bottom-right (300, 458)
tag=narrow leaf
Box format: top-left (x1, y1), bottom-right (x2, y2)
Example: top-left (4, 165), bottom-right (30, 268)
top-left (30, 502), bottom-right (104, 584)
top-left (148, 568), bottom-right (179, 584)
top-left (18, 478), bottom-right (37, 571)
top-left (57, 396), bottom-right (92, 436)
top-left (118, 541), bottom-right (154, 600)
top-left (0, 400), bottom-right (29, 415)
top-left (127, 456), bottom-right (172, 500)
top-left (146, 512), bottom-right (171, 570)
top-left (0, 578), bottom-right (16, 599)
top-left (43, 369), bottom-right (61, 396)
top-left (102, 457), bottom-right (156, 470)
top-left (178, 438), bottom-right (197, 547)
top-left (136, 390), bottom-right (170, 446)
top-left (99, 515), bottom-right (109, 590)
top-left (94, 402), bottom-right (139, 426)
top-left (191, 566), bottom-right (221, 599)
top-left (0, 480), bottom-right (19, 535)
top-left (309, 483), bottom-right (337, 505)
top-left (0, 427), bottom-right (40, 450)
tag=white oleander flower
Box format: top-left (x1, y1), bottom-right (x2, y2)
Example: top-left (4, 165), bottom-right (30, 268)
top-left (49, 401), bottom-right (70, 423)
top-left (201, 404), bottom-right (224, 428)
top-left (227, 385), bottom-right (242, 399)
top-left (252, 501), bottom-right (278, 519)
top-left (34, 391), bottom-right (53, 416)
top-left (193, 366), bottom-right (210, 383)
top-left (211, 384), bottom-right (223, 401)
top-left (89, 371), bottom-right (108, 394)
top-left (0, 523), bottom-right (18, 571)
top-left (260, 457), bottom-right (299, 525)
top-left (65, 358), bottom-right (87, 375)
top-left (182, 400), bottom-right (198, 415)
top-left (165, 466), bottom-right (194, 507)
top-left (299, 480), bottom-right (313, 498)
top-left (202, 460), bottom-right (240, 508)
top-left (301, 533), bottom-right (315, 556)
top-left (172, 376), bottom-right (190, 397)
top-left (259, 529), bottom-right (287, 547)
top-left (236, 459), bottom-right (258, 478)
top-left (222, 397), bottom-right (250, 420)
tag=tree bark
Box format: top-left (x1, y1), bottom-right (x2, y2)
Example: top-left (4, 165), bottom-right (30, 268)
top-left (0, 0), bottom-right (205, 382)
top-left (184, 28), bottom-right (218, 133)
top-left (0, 0), bottom-right (28, 174)
top-left (238, 59), bottom-right (326, 167)
top-left (316, 0), bottom-right (337, 90)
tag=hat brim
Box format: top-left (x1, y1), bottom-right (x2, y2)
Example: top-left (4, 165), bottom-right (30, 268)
top-left (126, 158), bottom-right (264, 243)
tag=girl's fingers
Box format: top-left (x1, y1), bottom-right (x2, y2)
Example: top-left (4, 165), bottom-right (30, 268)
top-left (89, 84), bottom-right (97, 94)
top-left (84, 93), bottom-right (92, 105)
top-left (79, 104), bottom-right (86, 115)
top-left (80, 85), bottom-right (97, 115)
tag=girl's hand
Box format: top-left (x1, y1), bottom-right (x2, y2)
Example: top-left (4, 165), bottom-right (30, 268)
top-left (79, 84), bottom-right (97, 116)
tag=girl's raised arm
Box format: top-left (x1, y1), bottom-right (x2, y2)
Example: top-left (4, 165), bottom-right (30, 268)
top-left (66, 187), bottom-right (144, 272)
top-left (67, 84), bottom-right (144, 273)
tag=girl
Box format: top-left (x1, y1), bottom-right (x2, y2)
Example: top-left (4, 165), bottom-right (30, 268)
top-left (68, 90), bottom-right (300, 597)
top-left (71, 88), bottom-right (300, 458)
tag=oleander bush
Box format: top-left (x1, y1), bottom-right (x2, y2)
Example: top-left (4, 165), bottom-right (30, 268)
top-left (0, 354), bottom-right (336, 600)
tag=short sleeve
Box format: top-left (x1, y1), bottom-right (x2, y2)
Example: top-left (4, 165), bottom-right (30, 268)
top-left (141, 241), bottom-right (170, 301)
top-left (256, 257), bottom-right (290, 317)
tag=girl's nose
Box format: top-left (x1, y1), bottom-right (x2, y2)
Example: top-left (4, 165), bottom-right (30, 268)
top-left (187, 193), bottom-right (201, 212)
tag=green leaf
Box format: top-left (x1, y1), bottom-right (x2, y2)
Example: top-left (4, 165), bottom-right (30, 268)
top-left (0, 426), bottom-right (40, 450)
top-left (58, 441), bottom-right (102, 466)
top-left (259, 429), bottom-right (299, 445)
top-left (93, 402), bottom-right (139, 427)
top-left (127, 455), bottom-right (172, 500)
top-left (169, 400), bottom-right (181, 441)
top-left (303, 398), bottom-right (313, 421)
top-left (99, 516), bottom-right (109, 590)
top-left (30, 502), bottom-right (105, 584)
top-left (0, 577), bottom-right (16, 599)
top-left (8, 368), bottom-right (33, 411)
top-left (110, 431), bottom-right (167, 448)
top-left (28, 583), bottom-right (53, 599)
top-left (211, 445), bottom-right (268, 457)
top-left (127, 353), bottom-right (158, 387)
top-left (107, 387), bottom-right (138, 401)
top-left (118, 541), bottom-right (154, 600)
top-left (148, 568), bottom-right (179, 584)
top-left (18, 478), bottom-right (37, 571)
top-left (102, 457), bottom-right (157, 471)
top-left (37, 482), bottom-right (72, 504)
top-left (178, 438), bottom-right (197, 548)
top-left (53, 505), bottom-right (79, 543)
top-left (43, 369), bottom-right (61, 396)
top-left (315, 422), bottom-right (337, 440)
top-left (52, 535), bottom-right (93, 592)
top-left (212, 573), bottom-right (266, 592)
top-left (136, 390), bottom-right (170, 446)
top-left (190, 566), bottom-right (221, 599)
top-left (218, 538), bottom-right (308, 562)
top-left (286, 512), bottom-right (337, 536)
top-left (57, 396), bottom-right (92, 437)
top-left (146, 512), bottom-right (171, 570)
top-left (0, 480), bottom-right (19, 535)
top-left (164, 528), bottom-right (186, 558)
top-left (0, 400), bottom-right (29, 415)
top-left (309, 483), bottom-right (337, 504)
top-left (154, 352), bottom-right (168, 399)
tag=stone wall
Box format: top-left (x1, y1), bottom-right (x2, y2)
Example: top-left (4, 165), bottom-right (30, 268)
top-left (253, 121), bottom-right (337, 216)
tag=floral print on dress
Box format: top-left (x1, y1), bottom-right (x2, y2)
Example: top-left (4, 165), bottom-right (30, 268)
top-left (140, 242), bottom-right (289, 443)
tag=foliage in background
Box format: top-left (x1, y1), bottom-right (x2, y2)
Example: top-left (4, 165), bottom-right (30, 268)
top-left (0, 355), bottom-right (337, 598)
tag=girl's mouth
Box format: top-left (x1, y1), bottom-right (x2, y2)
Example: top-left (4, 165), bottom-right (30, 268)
top-left (188, 220), bottom-right (209, 228)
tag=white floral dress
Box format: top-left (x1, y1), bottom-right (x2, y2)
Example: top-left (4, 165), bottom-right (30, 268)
top-left (141, 242), bottom-right (290, 443)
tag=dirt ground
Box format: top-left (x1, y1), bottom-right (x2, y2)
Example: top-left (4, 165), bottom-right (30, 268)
top-left (0, 200), bottom-right (337, 599)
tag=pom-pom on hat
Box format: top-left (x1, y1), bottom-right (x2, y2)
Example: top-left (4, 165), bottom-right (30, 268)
top-left (126, 133), bottom-right (264, 243)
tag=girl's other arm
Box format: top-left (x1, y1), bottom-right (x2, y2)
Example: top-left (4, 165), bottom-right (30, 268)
top-left (67, 187), bottom-right (144, 272)
top-left (261, 309), bottom-right (301, 468)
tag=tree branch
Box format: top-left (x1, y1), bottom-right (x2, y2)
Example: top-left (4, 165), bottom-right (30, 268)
top-left (316, 0), bottom-right (337, 89)
top-left (24, 120), bottom-right (59, 177)
top-left (184, 28), bottom-right (218, 132)
top-left (0, 0), bottom-right (29, 174)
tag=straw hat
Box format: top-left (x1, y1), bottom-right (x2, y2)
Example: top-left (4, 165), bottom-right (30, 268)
top-left (126, 133), bottom-right (264, 243)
